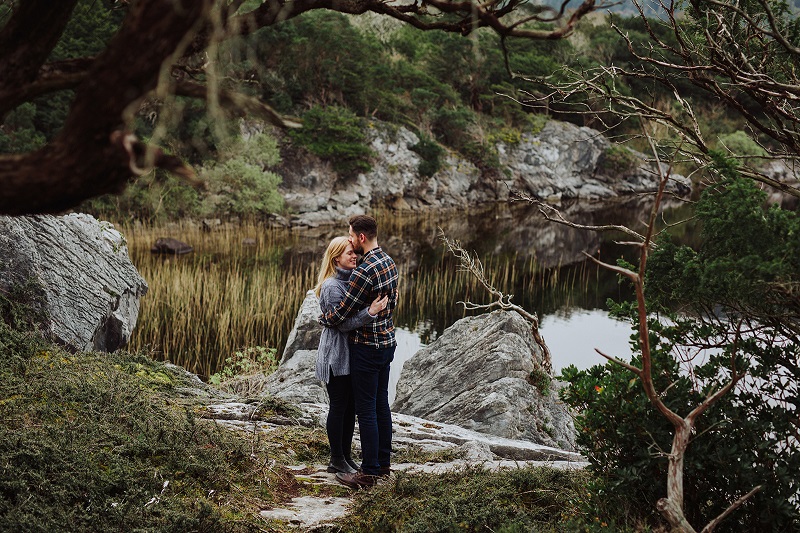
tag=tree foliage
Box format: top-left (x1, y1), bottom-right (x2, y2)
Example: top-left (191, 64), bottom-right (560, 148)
top-left (560, 167), bottom-right (800, 531)
top-left (549, 0), bottom-right (800, 196)
top-left (0, 0), bottom-right (598, 216)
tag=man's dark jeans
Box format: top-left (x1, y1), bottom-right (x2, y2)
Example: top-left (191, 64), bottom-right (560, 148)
top-left (325, 373), bottom-right (355, 460)
top-left (349, 343), bottom-right (395, 476)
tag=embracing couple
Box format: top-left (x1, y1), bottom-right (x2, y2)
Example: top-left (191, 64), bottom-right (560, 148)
top-left (313, 214), bottom-right (398, 489)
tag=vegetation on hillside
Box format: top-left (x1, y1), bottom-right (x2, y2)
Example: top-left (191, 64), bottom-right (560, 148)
top-left (2, 2), bottom-right (763, 223)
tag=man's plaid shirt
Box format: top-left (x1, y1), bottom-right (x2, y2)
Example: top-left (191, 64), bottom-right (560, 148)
top-left (319, 246), bottom-right (398, 348)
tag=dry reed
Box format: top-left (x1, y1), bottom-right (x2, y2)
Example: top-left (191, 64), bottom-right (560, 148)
top-left (120, 218), bottom-right (603, 379)
top-left (124, 221), bottom-right (314, 377)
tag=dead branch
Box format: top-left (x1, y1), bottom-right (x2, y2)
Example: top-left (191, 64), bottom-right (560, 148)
top-left (439, 228), bottom-right (552, 374)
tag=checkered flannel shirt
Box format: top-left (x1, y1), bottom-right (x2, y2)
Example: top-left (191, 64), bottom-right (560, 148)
top-left (319, 246), bottom-right (398, 348)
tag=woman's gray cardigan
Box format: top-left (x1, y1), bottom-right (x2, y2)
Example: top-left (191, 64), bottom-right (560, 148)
top-left (316, 267), bottom-right (373, 383)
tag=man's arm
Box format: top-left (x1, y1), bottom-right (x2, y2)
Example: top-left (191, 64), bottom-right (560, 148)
top-left (319, 267), bottom-right (373, 327)
top-left (319, 281), bottom-right (375, 332)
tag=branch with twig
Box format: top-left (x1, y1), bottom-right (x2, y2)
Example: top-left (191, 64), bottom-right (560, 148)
top-left (439, 228), bottom-right (552, 374)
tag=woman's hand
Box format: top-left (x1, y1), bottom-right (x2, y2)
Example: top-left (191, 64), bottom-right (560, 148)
top-left (369, 294), bottom-right (389, 316)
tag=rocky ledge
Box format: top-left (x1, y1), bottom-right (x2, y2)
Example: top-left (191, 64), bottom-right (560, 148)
top-left (275, 118), bottom-right (692, 227)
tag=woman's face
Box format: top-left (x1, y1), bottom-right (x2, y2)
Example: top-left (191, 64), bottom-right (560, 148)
top-left (335, 243), bottom-right (358, 269)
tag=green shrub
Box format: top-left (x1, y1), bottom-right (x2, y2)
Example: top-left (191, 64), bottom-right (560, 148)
top-left (598, 145), bottom-right (640, 175)
top-left (288, 105), bottom-right (373, 175)
top-left (431, 106), bottom-right (476, 149)
top-left (209, 345), bottom-right (279, 385)
top-left (200, 131), bottom-right (284, 219)
top-left (716, 130), bottom-right (767, 163)
top-left (409, 133), bottom-right (445, 177)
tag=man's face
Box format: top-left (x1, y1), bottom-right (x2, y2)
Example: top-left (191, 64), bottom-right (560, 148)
top-left (348, 225), bottom-right (364, 254)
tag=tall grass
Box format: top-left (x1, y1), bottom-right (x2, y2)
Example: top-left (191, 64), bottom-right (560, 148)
top-left (125, 222), bottom-right (314, 377)
top-left (121, 214), bottom-right (614, 379)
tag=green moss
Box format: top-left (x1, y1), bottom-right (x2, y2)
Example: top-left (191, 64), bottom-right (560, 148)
top-left (0, 325), bottom-right (307, 532)
top-left (337, 465), bottom-right (590, 532)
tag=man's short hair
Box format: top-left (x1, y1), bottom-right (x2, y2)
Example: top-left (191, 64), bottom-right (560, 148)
top-left (349, 214), bottom-right (378, 240)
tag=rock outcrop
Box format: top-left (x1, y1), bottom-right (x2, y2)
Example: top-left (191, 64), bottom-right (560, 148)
top-left (276, 118), bottom-right (691, 227)
top-left (274, 292), bottom-right (577, 451)
top-left (393, 310), bottom-right (576, 451)
top-left (280, 289), bottom-right (323, 364)
top-left (0, 213), bottom-right (148, 352)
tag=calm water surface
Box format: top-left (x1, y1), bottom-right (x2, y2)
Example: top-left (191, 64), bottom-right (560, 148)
top-left (302, 199), bottom-right (693, 403)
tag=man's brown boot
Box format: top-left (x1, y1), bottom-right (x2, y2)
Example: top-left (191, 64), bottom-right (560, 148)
top-left (335, 471), bottom-right (379, 489)
top-left (379, 466), bottom-right (392, 478)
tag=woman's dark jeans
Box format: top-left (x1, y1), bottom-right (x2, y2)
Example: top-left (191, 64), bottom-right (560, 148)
top-left (349, 343), bottom-right (395, 476)
top-left (325, 372), bottom-right (355, 461)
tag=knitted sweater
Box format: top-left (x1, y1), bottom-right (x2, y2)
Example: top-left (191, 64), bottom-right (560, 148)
top-left (316, 267), bottom-right (374, 383)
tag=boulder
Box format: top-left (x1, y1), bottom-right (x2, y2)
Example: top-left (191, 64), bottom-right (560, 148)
top-left (0, 213), bottom-right (148, 352)
top-left (263, 349), bottom-right (328, 405)
top-left (151, 237), bottom-right (193, 255)
top-left (280, 289), bottom-right (323, 364)
top-left (393, 310), bottom-right (577, 451)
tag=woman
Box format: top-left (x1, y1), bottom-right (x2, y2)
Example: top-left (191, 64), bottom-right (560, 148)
top-left (314, 236), bottom-right (388, 474)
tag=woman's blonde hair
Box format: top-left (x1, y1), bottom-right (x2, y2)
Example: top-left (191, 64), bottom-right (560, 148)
top-left (314, 236), bottom-right (351, 297)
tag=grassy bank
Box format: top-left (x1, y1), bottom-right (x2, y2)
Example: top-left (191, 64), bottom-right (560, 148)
top-left (0, 321), bottom-right (613, 532)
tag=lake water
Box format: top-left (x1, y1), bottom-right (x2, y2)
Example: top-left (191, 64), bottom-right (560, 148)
top-left (127, 195), bottom-right (692, 385)
top-left (336, 198), bottom-right (691, 404)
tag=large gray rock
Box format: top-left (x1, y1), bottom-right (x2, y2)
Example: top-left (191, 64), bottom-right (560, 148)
top-left (267, 291), bottom-right (327, 403)
top-left (280, 289), bottom-right (323, 364)
top-left (500, 120), bottom-right (691, 201)
top-left (0, 213), bottom-right (148, 352)
top-left (264, 349), bottom-right (327, 405)
top-left (393, 310), bottom-right (576, 451)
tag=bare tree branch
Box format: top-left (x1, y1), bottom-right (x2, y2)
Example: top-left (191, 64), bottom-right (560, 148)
top-left (700, 485), bottom-right (764, 533)
top-left (439, 228), bottom-right (552, 373)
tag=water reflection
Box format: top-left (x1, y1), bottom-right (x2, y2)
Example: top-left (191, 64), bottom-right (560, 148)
top-left (126, 196), bottom-right (694, 380)
top-left (372, 198), bottom-right (690, 401)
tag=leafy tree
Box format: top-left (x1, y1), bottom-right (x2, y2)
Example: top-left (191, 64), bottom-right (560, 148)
top-left (0, 0), bottom-right (597, 216)
top-left (559, 161), bottom-right (800, 531)
top-left (288, 105), bottom-right (373, 176)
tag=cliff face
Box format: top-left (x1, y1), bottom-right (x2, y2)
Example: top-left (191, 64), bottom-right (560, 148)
top-left (275, 119), bottom-right (691, 227)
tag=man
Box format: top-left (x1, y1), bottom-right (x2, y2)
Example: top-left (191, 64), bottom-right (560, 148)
top-left (319, 214), bottom-right (398, 489)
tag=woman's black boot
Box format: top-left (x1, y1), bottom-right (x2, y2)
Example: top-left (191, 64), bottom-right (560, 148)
top-left (344, 455), bottom-right (360, 471)
top-left (327, 456), bottom-right (356, 474)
